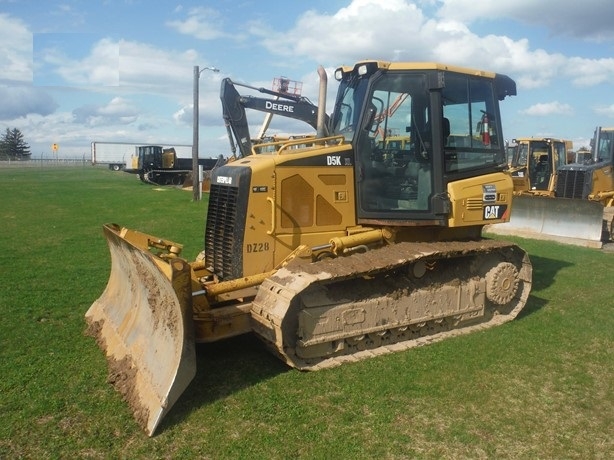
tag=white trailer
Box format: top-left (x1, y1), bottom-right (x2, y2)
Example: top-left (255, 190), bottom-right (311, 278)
top-left (91, 141), bottom-right (192, 171)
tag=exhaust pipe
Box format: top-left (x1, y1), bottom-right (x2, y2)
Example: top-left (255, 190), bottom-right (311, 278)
top-left (316, 65), bottom-right (328, 138)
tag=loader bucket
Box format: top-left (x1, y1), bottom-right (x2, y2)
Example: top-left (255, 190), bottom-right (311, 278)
top-left (486, 195), bottom-right (604, 248)
top-left (85, 224), bottom-right (196, 436)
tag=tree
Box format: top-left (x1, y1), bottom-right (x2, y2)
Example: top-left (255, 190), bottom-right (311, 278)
top-left (0, 128), bottom-right (31, 160)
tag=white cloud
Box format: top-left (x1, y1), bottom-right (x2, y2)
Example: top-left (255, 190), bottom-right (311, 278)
top-left (0, 14), bottom-right (32, 83)
top-left (254, 0), bottom-right (606, 91)
top-left (256, 0), bottom-right (427, 65)
top-left (117, 40), bottom-right (196, 90)
top-left (166, 7), bottom-right (228, 40)
top-left (72, 97), bottom-right (138, 126)
top-left (0, 86), bottom-right (58, 120)
top-left (173, 105), bottom-right (191, 124)
top-left (594, 104), bottom-right (614, 118)
top-left (436, 0), bottom-right (614, 41)
top-left (35, 36), bottom-right (218, 98)
top-left (564, 57), bottom-right (614, 87)
top-left (520, 101), bottom-right (573, 117)
top-left (47, 38), bottom-right (120, 86)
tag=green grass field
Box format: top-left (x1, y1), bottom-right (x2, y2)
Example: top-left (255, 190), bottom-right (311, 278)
top-left (1, 166), bottom-right (612, 459)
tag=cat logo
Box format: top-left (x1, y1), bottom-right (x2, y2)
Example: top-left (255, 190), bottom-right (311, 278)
top-left (483, 205), bottom-right (507, 220)
top-left (327, 155), bottom-right (341, 166)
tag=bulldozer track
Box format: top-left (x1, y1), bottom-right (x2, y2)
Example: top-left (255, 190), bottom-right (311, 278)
top-left (142, 169), bottom-right (191, 186)
top-left (251, 239), bottom-right (532, 371)
top-left (288, 306), bottom-right (521, 371)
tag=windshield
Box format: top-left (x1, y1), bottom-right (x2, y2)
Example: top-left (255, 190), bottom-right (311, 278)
top-left (511, 143), bottom-right (527, 168)
top-left (441, 74), bottom-right (506, 169)
top-left (595, 129), bottom-right (614, 163)
top-left (331, 76), bottom-right (370, 141)
top-left (356, 72), bottom-right (432, 214)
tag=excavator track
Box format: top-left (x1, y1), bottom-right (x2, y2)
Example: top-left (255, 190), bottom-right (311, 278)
top-left (251, 239), bottom-right (532, 370)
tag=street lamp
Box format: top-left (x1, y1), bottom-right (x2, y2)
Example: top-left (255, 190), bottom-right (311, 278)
top-left (192, 65), bottom-right (220, 201)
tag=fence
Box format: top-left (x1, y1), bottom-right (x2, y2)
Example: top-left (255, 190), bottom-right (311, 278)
top-left (0, 158), bottom-right (91, 168)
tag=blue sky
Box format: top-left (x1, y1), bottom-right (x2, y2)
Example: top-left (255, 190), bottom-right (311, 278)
top-left (2, 0), bottom-right (614, 158)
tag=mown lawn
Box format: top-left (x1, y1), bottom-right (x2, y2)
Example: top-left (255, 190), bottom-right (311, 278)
top-left (0, 166), bottom-right (612, 459)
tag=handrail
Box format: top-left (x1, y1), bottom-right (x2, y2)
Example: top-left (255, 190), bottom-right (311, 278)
top-left (252, 135), bottom-right (346, 155)
top-left (267, 196), bottom-right (275, 235)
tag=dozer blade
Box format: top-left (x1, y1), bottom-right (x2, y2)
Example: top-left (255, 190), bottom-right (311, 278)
top-left (85, 224), bottom-right (196, 436)
top-left (486, 195), bottom-right (604, 248)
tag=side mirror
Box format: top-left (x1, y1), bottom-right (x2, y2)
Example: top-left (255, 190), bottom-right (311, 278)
top-left (362, 105), bottom-right (377, 133)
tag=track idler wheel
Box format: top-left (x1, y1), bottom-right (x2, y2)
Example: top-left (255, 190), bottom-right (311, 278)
top-left (485, 261), bottom-right (519, 305)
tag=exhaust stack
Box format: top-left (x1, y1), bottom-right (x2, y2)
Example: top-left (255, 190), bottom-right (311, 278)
top-left (317, 65), bottom-right (328, 138)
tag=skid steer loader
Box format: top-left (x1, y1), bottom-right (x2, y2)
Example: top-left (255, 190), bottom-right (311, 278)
top-left (86, 61), bottom-right (532, 436)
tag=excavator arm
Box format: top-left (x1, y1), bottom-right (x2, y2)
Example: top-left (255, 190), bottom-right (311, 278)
top-left (220, 77), bottom-right (329, 158)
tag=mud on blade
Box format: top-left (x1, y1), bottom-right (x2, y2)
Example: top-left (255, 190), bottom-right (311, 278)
top-left (85, 224), bottom-right (196, 436)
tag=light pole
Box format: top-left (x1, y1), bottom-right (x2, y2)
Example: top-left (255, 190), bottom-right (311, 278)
top-left (192, 65), bottom-right (220, 201)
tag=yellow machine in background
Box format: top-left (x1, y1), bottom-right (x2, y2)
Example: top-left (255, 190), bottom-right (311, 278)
top-left (124, 146), bottom-right (193, 185)
top-left (506, 137), bottom-right (571, 196)
top-left (489, 129), bottom-right (613, 247)
top-left (86, 61), bottom-right (532, 435)
top-left (556, 126), bottom-right (614, 240)
top-left (124, 145), bottom-right (222, 186)
top-left (558, 127), bottom-right (614, 206)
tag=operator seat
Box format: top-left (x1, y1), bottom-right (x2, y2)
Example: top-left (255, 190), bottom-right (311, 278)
top-left (533, 154), bottom-right (550, 190)
top-left (418, 117), bottom-right (450, 151)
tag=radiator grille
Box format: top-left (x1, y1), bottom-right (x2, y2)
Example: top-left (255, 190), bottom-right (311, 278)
top-left (205, 184), bottom-right (240, 279)
top-left (555, 169), bottom-right (586, 199)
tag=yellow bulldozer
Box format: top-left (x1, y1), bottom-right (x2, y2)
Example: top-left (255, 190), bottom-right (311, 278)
top-left (489, 129), bottom-right (613, 247)
top-left (506, 137), bottom-right (571, 196)
top-left (86, 61), bottom-right (533, 436)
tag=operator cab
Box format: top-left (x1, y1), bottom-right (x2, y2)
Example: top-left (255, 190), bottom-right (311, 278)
top-left (593, 127), bottom-right (614, 163)
top-left (331, 61), bottom-right (515, 225)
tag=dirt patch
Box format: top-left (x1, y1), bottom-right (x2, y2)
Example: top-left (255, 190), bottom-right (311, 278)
top-left (85, 317), bottom-right (150, 432)
top-left (106, 355), bottom-right (149, 431)
top-left (84, 318), bottom-right (102, 342)
top-left (129, 249), bottom-right (182, 340)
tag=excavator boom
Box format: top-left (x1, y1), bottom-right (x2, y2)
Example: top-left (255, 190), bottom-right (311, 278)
top-left (220, 75), bottom-right (329, 158)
